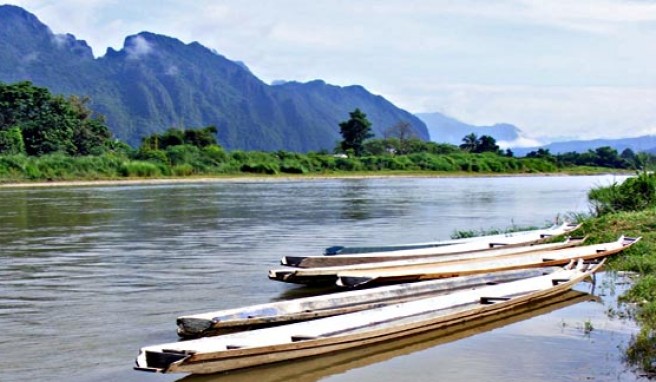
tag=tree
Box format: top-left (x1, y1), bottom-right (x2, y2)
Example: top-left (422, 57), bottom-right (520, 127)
top-left (339, 108), bottom-right (373, 157)
top-left (0, 126), bottom-right (25, 155)
top-left (384, 121), bottom-right (418, 155)
top-left (0, 81), bottom-right (112, 156)
top-left (141, 126), bottom-right (219, 150)
top-left (475, 135), bottom-right (500, 154)
top-left (459, 133), bottom-right (478, 152)
top-left (459, 133), bottom-right (500, 154)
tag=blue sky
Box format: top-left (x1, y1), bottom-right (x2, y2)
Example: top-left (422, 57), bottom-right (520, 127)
top-left (7, 0), bottom-right (656, 145)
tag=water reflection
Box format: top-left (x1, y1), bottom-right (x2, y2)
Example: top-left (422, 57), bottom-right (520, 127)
top-left (0, 175), bottom-right (636, 382)
top-left (178, 291), bottom-right (597, 382)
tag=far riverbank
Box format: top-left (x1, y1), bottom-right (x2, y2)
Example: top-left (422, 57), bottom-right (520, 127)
top-left (0, 170), bottom-right (631, 189)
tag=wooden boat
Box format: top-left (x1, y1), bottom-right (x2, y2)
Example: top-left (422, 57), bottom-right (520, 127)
top-left (336, 236), bottom-right (639, 288)
top-left (177, 290), bottom-right (596, 382)
top-left (324, 222), bottom-right (580, 255)
top-left (177, 267), bottom-right (562, 338)
top-left (135, 260), bottom-right (602, 375)
top-left (283, 236), bottom-right (586, 268)
top-left (269, 236), bottom-right (638, 286)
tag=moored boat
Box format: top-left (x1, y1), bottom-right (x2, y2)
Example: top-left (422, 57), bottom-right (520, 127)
top-left (135, 260), bottom-right (602, 375)
top-left (324, 222), bottom-right (580, 255)
top-left (177, 267), bottom-right (562, 338)
top-left (268, 236), bottom-right (638, 286)
top-left (173, 290), bottom-right (596, 382)
top-left (337, 236), bottom-right (638, 288)
top-left (283, 237), bottom-right (586, 268)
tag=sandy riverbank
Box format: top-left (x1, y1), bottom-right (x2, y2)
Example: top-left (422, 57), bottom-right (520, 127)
top-left (0, 171), bottom-right (629, 189)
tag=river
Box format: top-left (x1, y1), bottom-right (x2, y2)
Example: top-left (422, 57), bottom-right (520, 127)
top-left (0, 175), bottom-right (642, 381)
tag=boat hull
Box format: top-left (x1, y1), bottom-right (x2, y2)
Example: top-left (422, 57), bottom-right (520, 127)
top-left (136, 262), bottom-right (602, 375)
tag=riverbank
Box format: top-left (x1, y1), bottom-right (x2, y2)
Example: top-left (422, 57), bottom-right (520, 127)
top-left (0, 169), bottom-right (630, 189)
top-left (574, 173), bottom-right (656, 376)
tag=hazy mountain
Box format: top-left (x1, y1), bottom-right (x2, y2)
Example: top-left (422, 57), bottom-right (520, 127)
top-left (512, 135), bottom-right (656, 157)
top-left (0, 5), bottom-right (429, 151)
top-left (416, 112), bottom-right (532, 147)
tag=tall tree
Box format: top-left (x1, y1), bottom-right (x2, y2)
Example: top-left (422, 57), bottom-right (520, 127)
top-left (0, 81), bottom-right (112, 156)
top-left (475, 135), bottom-right (500, 154)
top-left (339, 108), bottom-right (373, 157)
top-left (384, 121), bottom-right (418, 154)
top-left (459, 133), bottom-right (478, 152)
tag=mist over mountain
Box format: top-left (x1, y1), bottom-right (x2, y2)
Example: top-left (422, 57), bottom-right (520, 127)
top-left (0, 5), bottom-right (428, 151)
top-left (416, 112), bottom-right (537, 147)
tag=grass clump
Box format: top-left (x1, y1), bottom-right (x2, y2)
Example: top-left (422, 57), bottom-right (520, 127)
top-left (581, 173), bottom-right (656, 376)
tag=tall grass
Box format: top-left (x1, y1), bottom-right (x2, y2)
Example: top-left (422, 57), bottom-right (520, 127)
top-left (588, 172), bottom-right (656, 216)
top-left (0, 149), bottom-right (614, 183)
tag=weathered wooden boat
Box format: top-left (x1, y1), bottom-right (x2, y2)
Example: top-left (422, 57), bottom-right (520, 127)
top-left (283, 236), bottom-right (586, 268)
top-left (135, 260), bottom-right (601, 375)
top-left (269, 236), bottom-right (638, 286)
top-left (177, 267), bottom-right (562, 338)
top-left (176, 290), bottom-right (596, 382)
top-left (336, 236), bottom-right (638, 288)
top-left (324, 222), bottom-right (580, 255)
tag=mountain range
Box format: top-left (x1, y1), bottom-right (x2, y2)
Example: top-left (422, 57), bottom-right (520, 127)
top-left (416, 112), bottom-right (527, 146)
top-left (418, 112), bottom-right (656, 155)
top-left (0, 5), bottom-right (428, 151)
top-left (511, 135), bottom-right (656, 157)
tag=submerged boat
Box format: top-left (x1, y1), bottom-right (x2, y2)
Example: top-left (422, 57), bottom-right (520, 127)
top-left (324, 222), bottom-right (580, 255)
top-left (135, 260), bottom-right (602, 375)
top-left (269, 236), bottom-right (638, 286)
top-left (177, 267), bottom-right (561, 338)
top-left (283, 237), bottom-right (585, 268)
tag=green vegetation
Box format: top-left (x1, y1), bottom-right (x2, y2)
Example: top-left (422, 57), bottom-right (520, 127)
top-left (338, 108), bottom-right (374, 157)
top-left (0, 81), bottom-right (647, 184)
top-left (0, 81), bottom-right (113, 156)
top-left (526, 146), bottom-right (646, 170)
top-left (571, 172), bottom-right (656, 376)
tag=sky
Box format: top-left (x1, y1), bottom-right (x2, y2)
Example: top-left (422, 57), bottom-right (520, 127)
top-left (6, 0), bottom-right (656, 145)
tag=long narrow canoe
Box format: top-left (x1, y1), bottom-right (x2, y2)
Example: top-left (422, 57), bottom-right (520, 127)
top-left (269, 236), bottom-right (638, 286)
top-left (324, 222), bottom-right (580, 255)
top-left (177, 267), bottom-right (561, 338)
top-left (177, 290), bottom-right (596, 382)
top-left (283, 236), bottom-right (586, 268)
top-left (336, 236), bottom-right (638, 288)
top-left (135, 260), bottom-right (602, 375)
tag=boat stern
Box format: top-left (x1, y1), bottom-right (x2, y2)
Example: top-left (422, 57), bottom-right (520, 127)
top-left (134, 347), bottom-right (194, 373)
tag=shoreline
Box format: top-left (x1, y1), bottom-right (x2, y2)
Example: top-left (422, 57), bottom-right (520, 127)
top-left (0, 171), bottom-right (631, 189)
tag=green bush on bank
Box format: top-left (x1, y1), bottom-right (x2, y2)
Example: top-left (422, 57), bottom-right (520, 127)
top-left (580, 177), bottom-right (656, 376)
top-left (0, 148), bottom-right (629, 184)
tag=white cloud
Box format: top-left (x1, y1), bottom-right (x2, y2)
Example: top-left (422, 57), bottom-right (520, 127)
top-left (125, 35), bottom-right (153, 60)
top-left (408, 84), bottom-right (656, 142)
top-left (4, 0), bottom-right (656, 142)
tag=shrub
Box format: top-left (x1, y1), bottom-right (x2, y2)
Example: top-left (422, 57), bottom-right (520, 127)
top-left (119, 161), bottom-right (162, 177)
top-left (240, 162), bottom-right (279, 175)
top-left (589, 172), bottom-right (656, 215)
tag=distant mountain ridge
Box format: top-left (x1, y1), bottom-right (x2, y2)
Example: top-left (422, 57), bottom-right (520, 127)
top-left (512, 135), bottom-right (656, 156)
top-left (416, 112), bottom-right (531, 147)
top-left (0, 5), bottom-right (428, 151)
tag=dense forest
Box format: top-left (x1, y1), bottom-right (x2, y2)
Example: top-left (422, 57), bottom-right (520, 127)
top-left (0, 81), bottom-right (648, 182)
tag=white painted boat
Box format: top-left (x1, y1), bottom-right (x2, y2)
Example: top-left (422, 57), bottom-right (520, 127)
top-left (336, 236), bottom-right (638, 288)
top-left (283, 236), bottom-right (585, 268)
top-left (172, 290), bottom-right (596, 382)
top-left (177, 267), bottom-right (561, 338)
top-left (135, 260), bottom-right (602, 375)
top-left (268, 236), bottom-right (638, 286)
top-left (323, 222), bottom-right (580, 255)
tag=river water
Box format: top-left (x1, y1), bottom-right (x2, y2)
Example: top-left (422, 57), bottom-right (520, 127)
top-left (0, 175), bottom-right (642, 382)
